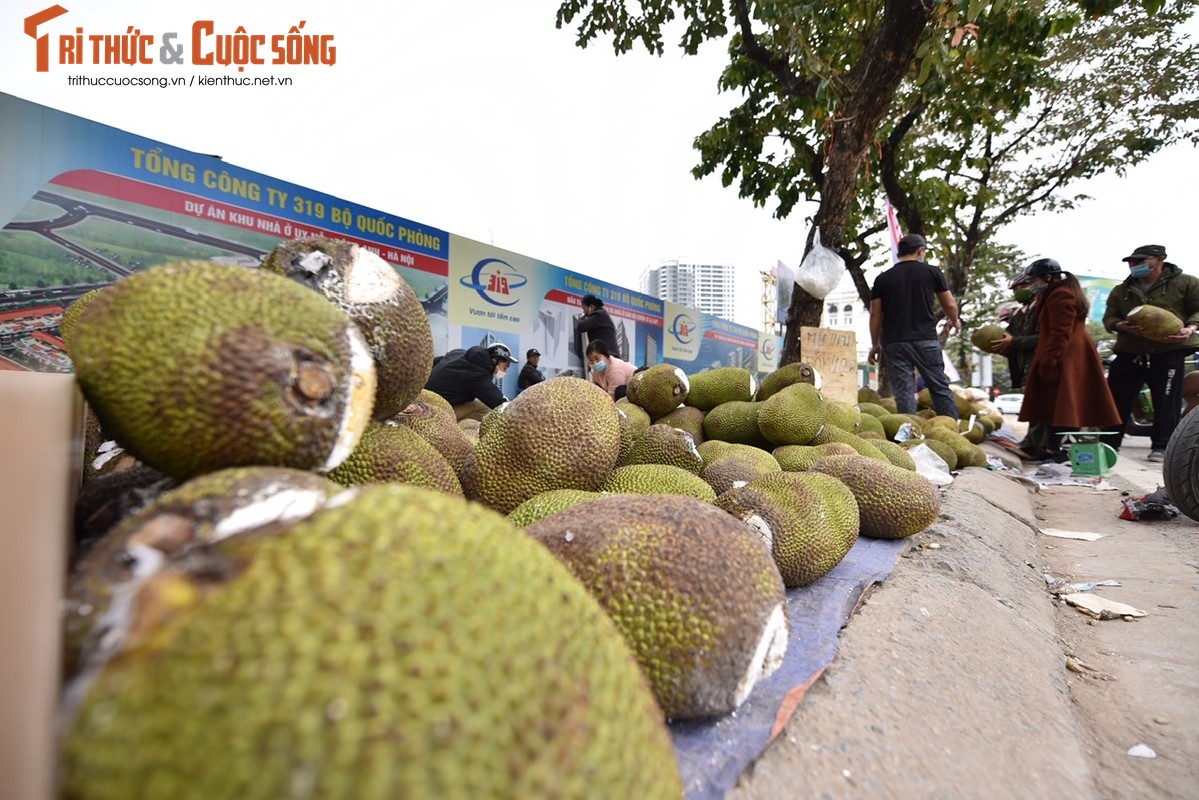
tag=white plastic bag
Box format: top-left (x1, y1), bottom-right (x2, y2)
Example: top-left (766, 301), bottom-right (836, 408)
top-left (793, 227), bottom-right (845, 300)
top-left (907, 443), bottom-right (954, 487)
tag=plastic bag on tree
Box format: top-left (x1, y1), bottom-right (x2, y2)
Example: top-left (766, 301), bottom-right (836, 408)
top-left (793, 227), bottom-right (845, 300)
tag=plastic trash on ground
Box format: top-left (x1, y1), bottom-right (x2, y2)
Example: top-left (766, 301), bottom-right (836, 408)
top-left (908, 443), bottom-right (953, 487)
top-left (1118, 486), bottom-right (1180, 521)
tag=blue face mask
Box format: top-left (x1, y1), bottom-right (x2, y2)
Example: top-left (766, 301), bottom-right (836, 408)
top-left (591, 359), bottom-right (608, 373)
top-left (1130, 263), bottom-right (1151, 279)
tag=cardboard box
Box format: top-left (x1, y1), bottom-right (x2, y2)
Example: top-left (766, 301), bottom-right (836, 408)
top-left (0, 372), bottom-right (83, 800)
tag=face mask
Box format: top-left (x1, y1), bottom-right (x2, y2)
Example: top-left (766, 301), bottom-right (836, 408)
top-left (1013, 288), bottom-right (1034, 304)
top-left (1130, 263), bottom-right (1151, 279)
top-left (493, 366), bottom-right (507, 380)
top-left (1030, 283), bottom-right (1048, 296)
top-left (591, 359), bottom-right (608, 373)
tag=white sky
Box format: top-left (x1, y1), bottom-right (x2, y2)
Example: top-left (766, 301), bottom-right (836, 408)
top-left (3, 0), bottom-right (1195, 329)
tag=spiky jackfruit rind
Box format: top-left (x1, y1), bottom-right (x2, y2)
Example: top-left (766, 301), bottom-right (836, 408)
top-left (772, 442), bottom-right (858, 472)
top-left (70, 262), bottom-right (376, 480)
top-left (626, 364), bottom-right (690, 418)
top-left (756, 362), bottom-right (820, 401)
top-left (261, 237), bottom-right (435, 420)
top-left (527, 494), bottom-right (788, 720)
top-left (702, 400), bottom-right (773, 449)
top-left (757, 383), bottom-right (828, 446)
top-left (685, 367), bottom-right (757, 411)
top-left (619, 424), bottom-right (704, 473)
top-left (326, 422), bottom-right (463, 496)
top-left (465, 377), bottom-right (621, 514)
top-left (652, 405), bottom-right (706, 444)
top-left (809, 454), bottom-right (941, 539)
top-left (599, 464), bottom-right (718, 503)
top-left (62, 485), bottom-right (681, 799)
top-left (60, 286), bottom-right (108, 352)
top-left (507, 488), bottom-right (603, 527)
top-left (700, 450), bottom-right (783, 496)
top-left (1127, 304), bottom-right (1185, 341)
top-left (717, 471), bottom-right (860, 588)
top-left (382, 401), bottom-right (474, 473)
top-left (969, 324), bottom-right (1007, 352)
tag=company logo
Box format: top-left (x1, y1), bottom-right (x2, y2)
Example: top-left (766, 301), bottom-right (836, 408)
top-left (23, 6), bottom-right (336, 72)
top-left (460, 258), bottom-right (527, 307)
top-left (668, 313), bottom-right (695, 344)
top-left (761, 338), bottom-right (776, 359)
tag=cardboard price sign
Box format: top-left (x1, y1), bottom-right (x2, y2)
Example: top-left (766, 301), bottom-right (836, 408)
top-left (800, 326), bottom-right (858, 403)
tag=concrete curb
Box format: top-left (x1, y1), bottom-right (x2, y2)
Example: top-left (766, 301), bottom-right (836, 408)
top-left (730, 468), bottom-right (1097, 798)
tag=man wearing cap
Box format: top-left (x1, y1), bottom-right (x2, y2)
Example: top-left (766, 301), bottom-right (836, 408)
top-left (425, 342), bottom-right (516, 423)
top-left (575, 293), bottom-right (620, 359)
top-left (518, 348), bottom-right (545, 392)
top-left (1102, 244), bottom-right (1199, 461)
top-left (868, 233), bottom-right (962, 418)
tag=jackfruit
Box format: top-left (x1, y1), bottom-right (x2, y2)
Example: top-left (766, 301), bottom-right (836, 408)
top-left (905, 437), bottom-right (957, 470)
top-left (825, 400), bottom-right (862, 432)
top-left (703, 400), bottom-right (773, 449)
top-left (414, 387), bottom-right (455, 419)
top-left (599, 464), bottom-right (718, 503)
top-left (383, 401), bottom-right (474, 473)
top-left (652, 405), bottom-right (706, 444)
top-left (69, 262), bottom-right (376, 480)
top-left (685, 367), bottom-right (757, 411)
top-left (620, 424), bottom-right (704, 474)
top-left (809, 454), bottom-right (941, 539)
top-left (958, 418), bottom-right (986, 444)
top-left (755, 362), bottom-right (821, 401)
top-left (700, 449), bottom-right (782, 495)
top-left (858, 401), bottom-right (890, 418)
top-left (60, 286), bottom-right (107, 352)
top-left (326, 422), bottom-right (463, 495)
top-left (808, 424), bottom-right (889, 462)
top-left (1127, 304), bottom-right (1186, 341)
top-left (697, 441), bottom-right (776, 471)
top-left (858, 387), bottom-right (883, 405)
top-left (507, 488), bottom-right (604, 527)
top-left (922, 426), bottom-right (987, 468)
top-left (527, 494), bottom-right (788, 720)
top-left (857, 413), bottom-right (886, 438)
top-left (878, 395), bottom-right (899, 413)
top-left (717, 471), bottom-right (859, 587)
top-left (61, 484), bottom-right (681, 799)
top-left (626, 364), bottom-right (690, 417)
top-left (878, 413), bottom-right (917, 440)
top-left (969, 324), bottom-right (1007, 352)
top-left (871, 438), bottom-right (918, 470)
top-left (463, 378), bottom-right (621, 514)
top-left (63, 466), bottom-right (343, 680)
top-left (772, 442), bottom-right (858, 472)
top-left (262, 237), bottom-right (434, 420)
top-left (756, 383), bottom-right (828, 446)
top-left (73, 463), bottom-right (174, 552)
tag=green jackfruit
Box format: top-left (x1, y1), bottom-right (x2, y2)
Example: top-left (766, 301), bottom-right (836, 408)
top-left (697, 441), bottom-right (775, 471)
top-left (70, 262), bottom-right (376, 480)
top-left (60, 286), bottom-right (107, 352)
top-left (825, 400), bottom-right (862, 433)
top-left (462, 378), bottom-right (620, 514)
top-left (717, 471), bottom-right (859, 588)
top-left (703, 400), bottom-right (773, 449)
top-left (527, 494), bottom-right (788, 720)
top-left (871, 439), bottom-right (918, 471)
top-left (652, 405), bottom-right (706, 444)
top-left (261, 237), bottom-right (435, 420)
top-left (326, 422), bottom-right (463, 495)
top-left (599, 464), bottom-right (718, 503)
top-left (62, 484), bottom-right (681, 799)
top-left (755, 362), bottom-right (820, 401)
top-left (685, 367), bottom-right (757, 411)
top-left (808, 424), bottom-right (889, 462)
top-left (756, 382), bottom-right (828, 446)
top-left (382, 401), bottom-right (474, 473)
top-left (1127, 304), bottom-right (1185, 341)
top-left (772, 442), bottom-right (858, 472)
top-left (905, 439), bottom-right (957, 471)
top-left (858, 402), bottom-right (890, 418)
top-left (969, 324), bottom-right (1007, 352)
top-left (858, 387), bottom-right (883, 405)
top-left (858, 413), bottom-right (886, 437)
top-left (626, 364), bottom-right (690, 417)
top-left (620, 424), bottom-right (703, 473)
top-left (507, 488), bottom-right (603, 527)
top-left (64, 466), bottom-right (344, 680)
top-left (615, 398), bottom-right (652, 435)
top-left (809, 454), bottom-right (941, 539)
top-left (700, 450), bottom-right (782, 496)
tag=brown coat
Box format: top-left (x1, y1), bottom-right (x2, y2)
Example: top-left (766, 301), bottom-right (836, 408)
top-left (1019, 283), bottom-right (1121, 430)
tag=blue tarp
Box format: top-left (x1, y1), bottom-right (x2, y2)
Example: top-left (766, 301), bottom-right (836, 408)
top-left (669, 536), bottom-right (907, 799)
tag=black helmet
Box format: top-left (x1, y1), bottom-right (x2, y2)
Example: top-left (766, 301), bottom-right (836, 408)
top-left (487, 343), bottom-right (515, 364)
top-left (1024, 258), bottom-right (1062, 279)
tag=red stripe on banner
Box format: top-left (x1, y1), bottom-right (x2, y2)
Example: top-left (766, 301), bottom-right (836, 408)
top-left (704, 329), bottom-right (759, 348)
top-left (49, 171), bottom-right (448, 276)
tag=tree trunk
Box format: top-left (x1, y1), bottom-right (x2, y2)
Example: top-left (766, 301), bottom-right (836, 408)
top-left (779, 0), bottom-right (933, 364)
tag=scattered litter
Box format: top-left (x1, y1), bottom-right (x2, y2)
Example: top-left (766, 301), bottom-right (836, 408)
top-left (907, 444), bottom-right (953, 486)
top-left (1039, 528), bottom-right (1104, 541)
top-left (1154, 716), bottom-right (1171, 725)
top-left (918, 542), bottom-right (942, 550)
top-left (1043, 575), bottom-right (1121, 595)
top-left (1064, 657), bottom-right (1116, 680)
top-left (1024, 462), bottom-right (1121, 490)
top-left (1062, 593), bottom-right (1147, 620)
top-left (1118, 487), bottom-right (1180, 521)
top-left (1127, 744), bottom-right (1156, 758)
top-left (1069, 580), bottom-right (1121, 592)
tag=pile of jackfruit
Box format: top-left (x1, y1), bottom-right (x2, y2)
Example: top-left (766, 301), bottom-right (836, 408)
top-left (59, 240), bottom-right (994, 798)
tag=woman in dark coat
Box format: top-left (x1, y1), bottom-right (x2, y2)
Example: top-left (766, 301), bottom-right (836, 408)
top-left (1018, 258), bottom-right (1122, 461)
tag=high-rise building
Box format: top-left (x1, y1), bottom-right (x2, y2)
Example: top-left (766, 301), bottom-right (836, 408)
top-left (640, 260), bottom-right (736, 320)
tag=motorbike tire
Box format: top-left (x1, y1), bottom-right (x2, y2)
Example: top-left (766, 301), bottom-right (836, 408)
top-left (1163, 410), bottom-right (1199, 522)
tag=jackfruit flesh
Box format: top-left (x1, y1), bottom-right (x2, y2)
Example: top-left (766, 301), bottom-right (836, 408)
top-left (61, 484), bottom-right (682, 799)
top-left (70, 262), bottom-right (376, 480)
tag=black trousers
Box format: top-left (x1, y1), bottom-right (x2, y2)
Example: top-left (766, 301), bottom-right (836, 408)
top-left (1105, 349), bottom-right (1189, 450)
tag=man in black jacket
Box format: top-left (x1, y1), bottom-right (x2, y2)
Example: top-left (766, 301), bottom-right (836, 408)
top-left (425, 342), bottom-right (515, 422)
top-left (576, 293), bottom-right (620, 357)
top-left (518, 348), bottom-right (545, 392)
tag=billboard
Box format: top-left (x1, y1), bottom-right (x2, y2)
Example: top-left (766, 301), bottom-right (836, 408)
top-left (0, 92), bottom-right (756, 384)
